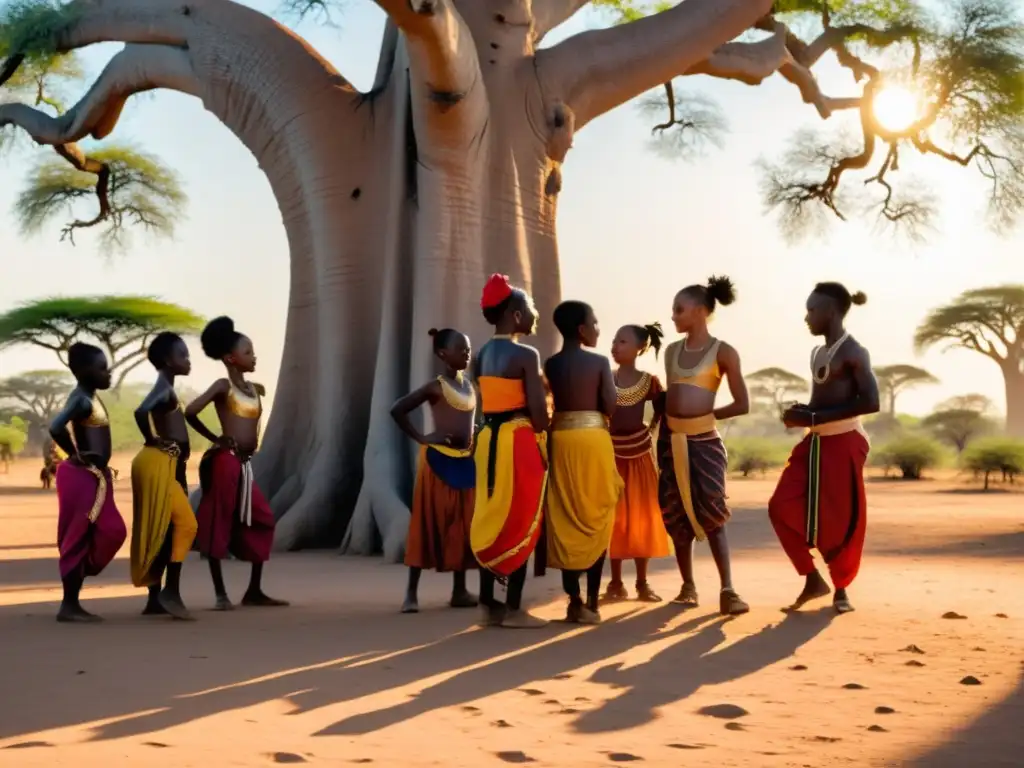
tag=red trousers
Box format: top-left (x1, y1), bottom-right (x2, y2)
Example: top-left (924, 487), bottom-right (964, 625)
top-left (768, 430), bottom-right (868, 590)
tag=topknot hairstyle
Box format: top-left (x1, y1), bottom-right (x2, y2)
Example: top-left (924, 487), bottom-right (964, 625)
top-left (680, 274), bottom-right (737, 313)
top-left (552, 300), bottom-right (591, 341)
top-left (200, 316), bottom-right (243, 360)
top-left (813, 282), bottom-right (867, 316)
top-left (68, 342), bottom-right (104, 377)
top-left (625, 322), bottom-right (665, 358)
top-left (147, 331), bottom-right (184, 369)
top-left (428, 327), bottom-right (462, 353)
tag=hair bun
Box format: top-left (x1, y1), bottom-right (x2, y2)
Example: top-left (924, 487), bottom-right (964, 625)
top-left (200, 315), bottom-right (239, 360)
top-left (706, 275), bottom-right (736, 307)
top-left (427, 328), bottom-right (439, 337)
top-left (850, 291), bottom-right (867, 306)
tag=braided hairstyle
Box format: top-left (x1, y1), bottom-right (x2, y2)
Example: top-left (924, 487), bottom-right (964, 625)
top-left (625, 322), bottom-right (665, 358)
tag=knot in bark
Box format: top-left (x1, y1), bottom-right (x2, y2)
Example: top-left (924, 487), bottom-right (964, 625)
top-left (545, 102), bottom-right (575, 163)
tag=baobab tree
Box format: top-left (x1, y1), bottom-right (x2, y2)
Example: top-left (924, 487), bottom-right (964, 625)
top-left (915, 285), bottom-right (1024, 437)
top-left (0, 296), bottom-right (204, 394)
top-left (2, 0), bottom-right (1022, 555)
top-left (873, 363), bottom-right (938, 415)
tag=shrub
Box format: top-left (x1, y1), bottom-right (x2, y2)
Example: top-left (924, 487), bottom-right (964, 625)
top-left (961, 437), bottom-right (1024, 490)
top-left (872, 433), bottom-right (946, 480)
top-left (727, 437), bottom-right (791, 477)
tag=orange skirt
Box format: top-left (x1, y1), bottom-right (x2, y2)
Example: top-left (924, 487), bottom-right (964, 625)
top-left (609, 451), bottom-right (670, 560)
top-left (405, 448), bottom-right (477, 572)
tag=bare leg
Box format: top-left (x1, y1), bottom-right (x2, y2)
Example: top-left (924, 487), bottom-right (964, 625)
top-left (158, 562), bottom-right (194, 620)
top-left (402, 567), bottom-right (421, 613)
top-left (786, 569), bottom-right (832, 611)
top-left (143, 529), bottom-right (174, 615)
top-left (57, 570), bottom-right (101, 623)
top-left (602, 559), bottom-right (628, 602)
top-left (671, 532), bottom-right (699, 608)
top-left (501, 563), bottom-right (547, 628)
top-left (833, 587), bottom-right (855, 614)
top-left (478, 569), bottom-right (506, 626)
top-left (142, 584), bottom-right (169, 615)
top-left (449, 570), bottom-right (478, 608)
top-left (585, 555), bottom-right (605, 616)
top-left (208, 558), bottom-right (234, 610)
top-left (635, 558), bottom-right (662, 602)
top-left (242, 562), bottom-right (289, 606)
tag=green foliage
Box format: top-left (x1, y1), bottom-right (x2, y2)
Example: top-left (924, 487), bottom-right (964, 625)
top-left (15, 144), bottom-right (186, 249)
top-left (924, 407), bottom-right (996, 451)
top-left (914, 284), bottom-right (1024, 358)
top-left (100, 386), bottom-right (219, 454)
top-left (960, 436), bottom-right (1024, 488)
top-left (0, 368), bottom-right (73, 430)
top-left (726, 437), bottom-right (791, 477)
top-left (0, 0), bottom-right (81, 62)
top-left (0, 414), bottom-right (28, 456)
top-left (873, 432), bottom-right (947, 479)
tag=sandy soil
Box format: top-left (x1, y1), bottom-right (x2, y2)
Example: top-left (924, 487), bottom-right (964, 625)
top-left (0, 453), bottom-right (1021, 767)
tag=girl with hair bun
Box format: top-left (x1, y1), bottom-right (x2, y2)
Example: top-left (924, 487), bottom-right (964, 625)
top-left (390, 327), bottom-right (480, 614)
top-left (658, 276), bottom-right (751, 616)
top-left (185, 316), bottom-right (288, 610)
top-left (602, 322), bottom-right (671, 603)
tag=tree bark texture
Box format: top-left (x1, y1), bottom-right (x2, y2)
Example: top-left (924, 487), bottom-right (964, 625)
top-left (1, 0), bottom-right (778, 557)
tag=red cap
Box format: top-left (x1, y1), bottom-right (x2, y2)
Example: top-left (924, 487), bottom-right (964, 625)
top-left (481, 273), bottom-right (513, 310)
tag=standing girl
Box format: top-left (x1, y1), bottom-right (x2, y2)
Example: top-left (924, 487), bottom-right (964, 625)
top-left (391, 328), bottom-right (479, 613)
top-left (603, 323), bottom-right (671, 603)
top-left (186, 316), bottom-right (287, 610)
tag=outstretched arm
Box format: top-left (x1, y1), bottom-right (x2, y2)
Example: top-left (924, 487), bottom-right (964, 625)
top-left (713, 344), bottom-right (750, 421)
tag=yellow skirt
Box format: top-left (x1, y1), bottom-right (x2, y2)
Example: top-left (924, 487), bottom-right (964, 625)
top-left (130, 446), bottom-right (198, 587)
top-left (546, 414), bottom-right (624, 571)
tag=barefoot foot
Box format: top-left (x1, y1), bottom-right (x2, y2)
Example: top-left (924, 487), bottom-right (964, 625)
top-left (57, 603), bottom-right (102, 623)
top-left (212, 595), bottom-right (235, 611)
top-left (785, 571), bottom-right (831, 612)
top-left (720, 588), bottom-right (750, 616)
top-left (449, 590), bottom-right (479, 609)
top-left (501, 609), bottom-right (548, 629)
top-left (566, 601), bottom-right (602, 625)
top-left (158, 588), bottom-right (195, 621)
top-left (480, 603), bottom-right (507, 627)
top-left (600, 581), bottom-right (628, 604)
top-left (672, 583), bottom-right (699, 609)
top-left (401, 595), bottom-right (419, 614)
top-left (141, 598), bottom-right (170, 616)
top-left (241, 591), bottom-right (290, 607)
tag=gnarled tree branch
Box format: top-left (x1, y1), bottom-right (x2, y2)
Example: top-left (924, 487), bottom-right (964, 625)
top-left (537, 0), bottom-right (775, 130)
top-left (532, 0), bottom-right (591, 43)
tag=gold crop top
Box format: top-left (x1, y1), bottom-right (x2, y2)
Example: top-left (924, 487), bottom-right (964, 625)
top-left (82, 395), bottom-right (109, 427)
top-left (227, 381), bottom-right (262, 420)
top-left (666, 339), bottom-right (723, 393)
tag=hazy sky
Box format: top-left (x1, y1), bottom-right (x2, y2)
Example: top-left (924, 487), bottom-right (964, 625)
top-left (1, 2), bottom-right (1022, 416)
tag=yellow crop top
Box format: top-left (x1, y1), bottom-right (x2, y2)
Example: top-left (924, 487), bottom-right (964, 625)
top-left (227, 381), bottom-right (262, 420)
top-left (82, 395), bottom-right (109, 427)
top-left (666, 339), bottom-right (723, 393)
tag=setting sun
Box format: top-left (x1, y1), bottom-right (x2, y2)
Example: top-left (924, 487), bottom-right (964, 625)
top-left (872, 85), bottom-right (923, 134)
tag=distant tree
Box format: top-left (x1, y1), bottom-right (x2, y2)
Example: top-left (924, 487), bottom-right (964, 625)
top-left (747, 367), bottom-right (809, 412)
top-left (923, 394), bottom-right (997, 452)
top-left (961, 436), bottom-right (1024, 489)
top-left (0, 415), bottom-right (27, 471)
top-left (0, 296), bottom-right (204, 394)
top-left (873, 433), bottom-right (946, 480)
top-left (0, 369), bottom-right (72, 445)
top-left (915, 285), bottom-right (1024, 436)
top-left (874, 364), bottom-right (939, 415)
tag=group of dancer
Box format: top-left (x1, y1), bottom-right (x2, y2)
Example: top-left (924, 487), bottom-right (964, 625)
top-left (397, 274), bottom-right (877, 626)
top-left (46, 273), bottom-right (878, 626)
top-left (49, 317), bottom-right (286, 622)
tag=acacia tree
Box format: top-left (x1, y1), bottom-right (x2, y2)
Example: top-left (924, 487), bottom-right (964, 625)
top-left (873, 363), bottom-right (938, 414)
top-left (1, 0), bottom-right (1022, 555)
top-left (915, 285), bottom-right (1024, 437)
top-left (922, 392), bottom-right (995, 451)
top-left (0, 296), bottom-right (205, 393)
top-left (0, 369), bottom-right (71, 451)
top-left (746, 366), bottom-right (808, 411)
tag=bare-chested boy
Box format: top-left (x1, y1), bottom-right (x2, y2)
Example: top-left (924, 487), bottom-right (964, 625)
top-left (768, 282), bottom-right (879, 614)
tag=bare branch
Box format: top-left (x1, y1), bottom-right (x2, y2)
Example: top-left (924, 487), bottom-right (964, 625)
top-left (538, 0), bottom-right (775, 130)
top-left (533, 0), bottom-right (592, 43)
top-left (640, 84), bottom-right (727, 160)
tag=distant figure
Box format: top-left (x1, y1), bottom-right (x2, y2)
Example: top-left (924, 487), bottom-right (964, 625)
top-left (49, 343), bottom-right (128, 622)
top-left (0, 442), bottom-right (12, 474)
top-left (659, 276), bottom-right (751, 616)
top-left (41, 443), bottom-right (62, 490)
top-left (130, 332), bottom-right (198, 620)
top-left (769, 283), bottom-right (879, 614)
top-left (471, 274), bottom-right (549, 629)
top-left (391, 327), bottom-right (479, 614)
top-left (544, 301), bottom-right (623, 624)
top-left (603, 323), bottom-right (671, 604)
top-left (186, 316), bottom-right (288, 611)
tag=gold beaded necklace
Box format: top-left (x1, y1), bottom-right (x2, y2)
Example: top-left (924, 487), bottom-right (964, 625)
top-left (438, 374), bottom-right (476, 412)
top-left (615, 371), bottom-right (651, 407)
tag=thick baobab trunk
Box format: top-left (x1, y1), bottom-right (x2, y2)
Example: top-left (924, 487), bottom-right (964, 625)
top-left (1003, 365), bottom-right (1024, 437)
top-left (2, 0), bottom-right (784, 558)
